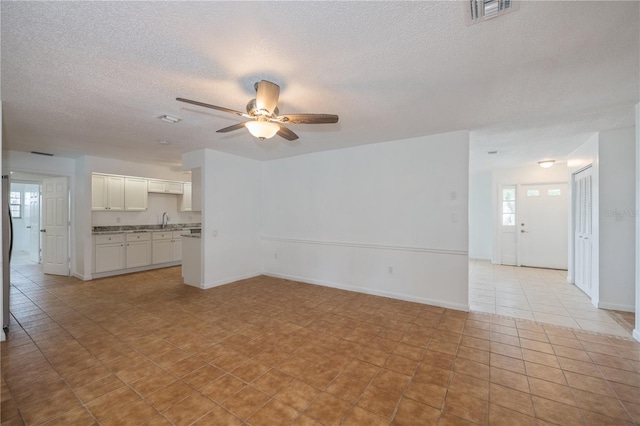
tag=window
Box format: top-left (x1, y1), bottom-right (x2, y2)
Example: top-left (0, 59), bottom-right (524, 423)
top-left (9, 191), bottom-right (21, 218)
top-left (526, 189), bottom-right (540, 197)
top-left (548, 188), bottom-right (561, 196)
top-left (502, 188), bottom-right (516, 226)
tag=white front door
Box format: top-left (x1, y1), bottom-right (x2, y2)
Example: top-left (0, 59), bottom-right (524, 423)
top-left (28, 186), bottom-right (41, 264)
top-left (518, 183), bottom-right (569, 269)
top-left (573, 167), bottom-right (593, 296)
top-left (42, 177), bottom-right (69, 276)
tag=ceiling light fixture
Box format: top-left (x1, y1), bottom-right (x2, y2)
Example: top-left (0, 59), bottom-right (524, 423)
top-left (158, 114), bottom-right (181, 124)
top-left (245, 120), bottom-right (280, 140)
top-left (538, 160), bottom-right (556, 169)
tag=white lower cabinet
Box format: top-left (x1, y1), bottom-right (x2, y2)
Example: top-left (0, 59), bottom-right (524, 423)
top-left (172, 234), bottom-right (182, 261)
top-left (125, 233), bottom-right (151, 268)
top-left (94, 231), bottom-right (182, 276)
top-left (94, 234), bottom-right (125, 273)
top-left (152, 231), bottom-right (182, 264)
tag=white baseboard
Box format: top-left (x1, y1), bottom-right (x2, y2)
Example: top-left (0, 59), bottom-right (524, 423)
top-left (597, 301), bottom-right (635, 312)
top-left (73, 272), bottom-right (92, 281)
top-left (263, 271), bottom-right (469, 312)
top-left (633, 329), bottom-right (640, 343)
top-left (91, 261), bottom-right (181, 280)
top-left (0, 329), bottom-right (5, 342)
top-left (200, 271), bottom-right (263, 290)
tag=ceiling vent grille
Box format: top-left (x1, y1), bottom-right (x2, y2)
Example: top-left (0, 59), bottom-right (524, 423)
top-left (465, 0), bottom-right (518, 25)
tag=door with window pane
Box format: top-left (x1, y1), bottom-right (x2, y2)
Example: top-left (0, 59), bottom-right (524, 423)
top-left (518, 183), bottom-right (569, 269)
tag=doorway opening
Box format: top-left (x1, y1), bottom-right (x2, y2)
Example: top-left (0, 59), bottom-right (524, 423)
top-left (6, 171), bottom-right (70, 277)
top-left (9, 181), bottom-right (42, 266)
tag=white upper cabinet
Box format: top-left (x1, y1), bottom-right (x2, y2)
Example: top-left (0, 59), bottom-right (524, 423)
top-left (92, 174), bottom-right (125, 211)
top-left (148, 180), bottom-right (183, 194)
top-left (124, 177), bottom-right (148, 211)
top-left (180, 182), bottom-right (192, 212)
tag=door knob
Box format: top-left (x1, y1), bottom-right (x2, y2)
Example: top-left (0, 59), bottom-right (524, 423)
top-left (40, 229), bottom-right (46, 233)
top-left (521, 230), bottom-right (528, 233)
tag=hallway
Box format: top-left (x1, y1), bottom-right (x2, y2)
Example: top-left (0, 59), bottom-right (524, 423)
top-left (470, 260), bottom-right (632, 338)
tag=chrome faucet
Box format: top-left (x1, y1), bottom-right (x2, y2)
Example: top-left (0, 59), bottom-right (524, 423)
top-left (162, 212), bottom-right (169, 229)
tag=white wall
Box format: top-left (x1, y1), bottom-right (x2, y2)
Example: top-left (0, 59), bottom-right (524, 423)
top-left (262, 131), bottom-right (470, 310)
top-left (491, 164), bottom-right (569, 265)
top-left (568, 128), bottom-right (636, 312)
top-left (469, 171), bottom-right (492, 260)
top-left (598, 127), bottom-right (635, 311)
top-left (635, 104), bottom-right (640, 341)
top-left (183, 149), bottom-right (262, 289)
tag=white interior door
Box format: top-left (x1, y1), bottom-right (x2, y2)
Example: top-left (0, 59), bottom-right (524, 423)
top-left (573, 167), bottom-right (593, 296)
top-left (42, 177), bottom-right (69, 276)
top-left (28, 187), bottom-right (41, 264)
top-left (518, 183), bottom-right (569, 269)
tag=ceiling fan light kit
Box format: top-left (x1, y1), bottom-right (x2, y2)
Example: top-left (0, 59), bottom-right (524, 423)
top-left (245, 120), bottom-right (280, 140)
top-left (177, 80), bottom-right (338, 142)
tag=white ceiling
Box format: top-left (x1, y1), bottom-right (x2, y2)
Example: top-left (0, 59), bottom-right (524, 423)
top-left (1, 1), bottom-right (638, 172)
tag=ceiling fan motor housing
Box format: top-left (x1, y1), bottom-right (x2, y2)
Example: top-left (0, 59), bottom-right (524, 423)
top-left (246, 99), bottom-right (278, 118)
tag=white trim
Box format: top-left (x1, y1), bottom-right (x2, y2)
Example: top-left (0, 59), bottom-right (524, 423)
top-left (193, 272), bottom-right (263, 290)
top-left (264, 271), bottom-right (470, 312)
top-left (91, 261), bottom-right (181, 279)
top-left (73, 272), bottom-right (92, 281)
top-left (597, 301), bottom-right (635, 312)
top-left (261, 236), bottom-right (467, 256)
top-left (633, 329), bottom-right (640, 343)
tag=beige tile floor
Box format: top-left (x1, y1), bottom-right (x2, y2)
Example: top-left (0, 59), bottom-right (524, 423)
top-left (469, 260), bottom-right (633, 338)
top-left (2, 263), bottom-right (640, 425)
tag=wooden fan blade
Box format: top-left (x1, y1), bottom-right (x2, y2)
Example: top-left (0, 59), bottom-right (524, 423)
top-left (255, 80), bottom-right (280, 114)
top-left (277, 124), bottom-right (299, 141)
top-left (176, 98), bottom-right (246, 117)
top-left (278, 114), bottom-right (339, 124)
top-left (216, 122), bottom-right (246, 133)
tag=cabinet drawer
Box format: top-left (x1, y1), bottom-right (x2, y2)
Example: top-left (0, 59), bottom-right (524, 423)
top-left (172, 231), bottom-right (183, 239)
top-left (95, 234), bottom-right (124, 244)
top-left (126, 233), bottom-right (150, 242)
top-left (152, 232), bottom-right (172, 240)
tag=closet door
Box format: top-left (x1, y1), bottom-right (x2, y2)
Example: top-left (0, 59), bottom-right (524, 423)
top-left (574, 166), bottom-right (593, 297)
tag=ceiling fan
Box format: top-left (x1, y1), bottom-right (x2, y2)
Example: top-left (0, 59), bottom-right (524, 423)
top-left (177, 80), bottom-right (339, 141)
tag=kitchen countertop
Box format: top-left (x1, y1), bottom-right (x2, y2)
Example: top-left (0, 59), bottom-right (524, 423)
top-left (92, 223), bottom-right (201, 235)
top-left (180, 233), bottom-right (201, 238)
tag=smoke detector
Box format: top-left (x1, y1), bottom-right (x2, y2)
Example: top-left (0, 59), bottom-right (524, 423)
top-left (465, 0), bottom-right (519, 25)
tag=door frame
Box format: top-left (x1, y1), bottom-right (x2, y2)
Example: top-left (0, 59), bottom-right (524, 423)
top-left (496, 181), bottom-right (569, 267)
top-left (6, 171), bottom-right (73, 275)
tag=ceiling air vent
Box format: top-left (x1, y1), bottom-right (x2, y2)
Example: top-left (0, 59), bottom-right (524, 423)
top-left (465, 0), bottom-right (518, 25)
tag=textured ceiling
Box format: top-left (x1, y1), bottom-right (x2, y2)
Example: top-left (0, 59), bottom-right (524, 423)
top-left (1, 1), bottom-right (638, 172)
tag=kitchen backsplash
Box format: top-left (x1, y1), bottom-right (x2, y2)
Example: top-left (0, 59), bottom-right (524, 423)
top-left (91, 192), bottom-right (202, 226)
